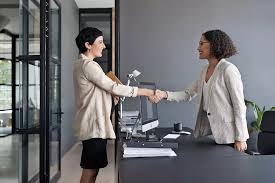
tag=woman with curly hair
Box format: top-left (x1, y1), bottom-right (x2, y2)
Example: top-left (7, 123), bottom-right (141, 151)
top-left (153, 29), bottom-right (249, 152)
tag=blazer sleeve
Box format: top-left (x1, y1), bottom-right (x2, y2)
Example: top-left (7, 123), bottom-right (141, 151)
top-left (224, 65), bottom-right (249, 141)
top-left (82, 61), bottom-right (138, 97)
top-left (166, 79), bottom-right (199, 102)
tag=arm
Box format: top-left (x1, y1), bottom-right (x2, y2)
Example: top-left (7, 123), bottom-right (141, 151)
top-left (166, 80), bottom-right (199, 102)
top-left (224, 65), bottom-right (249, 143)
top-left (82, 61), bottom-right (153, 97)
top-left (154, 79), bottom-right (199, 103)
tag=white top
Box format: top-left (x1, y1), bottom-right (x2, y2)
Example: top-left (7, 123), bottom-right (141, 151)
top-left (202, 80), bottom-right (211, 112)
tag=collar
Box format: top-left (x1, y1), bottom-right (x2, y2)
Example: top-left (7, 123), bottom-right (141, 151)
top-left (80, 53), bottom-right (92, 60)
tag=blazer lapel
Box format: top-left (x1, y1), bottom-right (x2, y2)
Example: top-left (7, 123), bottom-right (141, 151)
top-left (195, 66), bottom-right (207, 115)
top-left (207, 59), bottom-right (225, 105)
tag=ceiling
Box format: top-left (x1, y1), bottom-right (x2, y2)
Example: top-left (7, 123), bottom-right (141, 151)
top-left (75, 0), bottom-right (114, 8)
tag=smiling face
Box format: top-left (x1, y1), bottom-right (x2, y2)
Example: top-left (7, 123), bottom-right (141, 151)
top-left (197, 35), bottom-right (211, 60)
top-left (86, 36), bottom-right (106, 58)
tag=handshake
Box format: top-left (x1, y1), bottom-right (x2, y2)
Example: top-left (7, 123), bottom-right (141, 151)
top-left (113, 89), bottom-right (168, 105)
top-left (148, 89), bottom-right (168, 103)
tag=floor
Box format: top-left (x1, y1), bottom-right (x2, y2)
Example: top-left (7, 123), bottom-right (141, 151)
top-left (0, 134), bottom-right (40, 183)
top-left (0, 134), bottom-right (116, 183)
top-left (58, 140), bottom-right (116, 183)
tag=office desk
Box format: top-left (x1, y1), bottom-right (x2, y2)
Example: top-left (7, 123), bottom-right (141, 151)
top-left (118, 128), bottom-right (275, 183)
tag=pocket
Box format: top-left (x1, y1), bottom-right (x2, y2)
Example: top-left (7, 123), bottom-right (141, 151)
top-left (96, 115), bottom-right (107, 133)
top-left (222, 115), bottom-right (233, 123)
top-left (221, 106), bottom-right (234, 123)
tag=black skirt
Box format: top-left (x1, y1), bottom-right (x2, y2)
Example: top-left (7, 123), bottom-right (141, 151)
top-left (80, 138), bottom-right (108, 169)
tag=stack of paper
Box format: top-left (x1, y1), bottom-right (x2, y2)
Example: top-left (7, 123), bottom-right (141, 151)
top-left (123, 147), bottom-right (177, 158)
top-left (163, 134), bottom-right (180, 139)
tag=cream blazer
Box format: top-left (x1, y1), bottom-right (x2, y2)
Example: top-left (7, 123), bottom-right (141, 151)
top-left (167, 59), bottom-right (249, 144)
top-left (73, 54), bottom-right (138, 140)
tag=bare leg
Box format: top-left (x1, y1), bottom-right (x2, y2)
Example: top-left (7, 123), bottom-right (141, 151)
top-left (80, 168), bottom-right (99, 183)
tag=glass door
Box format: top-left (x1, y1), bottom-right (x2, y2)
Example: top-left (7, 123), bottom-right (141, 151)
top-left (17, 0), bottom-right (41, 182)
top-left (0, 0), bottom-right (61, 182)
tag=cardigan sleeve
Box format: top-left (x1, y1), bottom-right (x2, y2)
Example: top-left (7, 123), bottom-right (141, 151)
top-left (166, 79), bottom-right (199, 102)
top-left (82, 60), bottom-right (138, 97)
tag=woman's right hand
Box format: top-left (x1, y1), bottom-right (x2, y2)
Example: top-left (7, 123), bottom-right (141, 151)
top-left (156, 89), bottom-right (168, 99)
top-left (149, 89), bottom-right (167, 103)
top-left (234, 141), bottom-right (247, 152)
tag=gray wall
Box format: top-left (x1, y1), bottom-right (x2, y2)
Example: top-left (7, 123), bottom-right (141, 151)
top-left (120, 0), bottom-right (275, 128)
top-left (60, 0), bottom-right (79, 155)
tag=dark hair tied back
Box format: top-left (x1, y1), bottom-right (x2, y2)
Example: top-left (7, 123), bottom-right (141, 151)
top-left (75, 27), bottom-right (103, 53)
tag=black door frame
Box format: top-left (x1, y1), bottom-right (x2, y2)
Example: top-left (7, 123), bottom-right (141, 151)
top-left (40, 0), bottom-right (62, 182)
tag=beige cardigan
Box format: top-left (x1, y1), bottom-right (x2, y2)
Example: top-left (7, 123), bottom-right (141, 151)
top-left (73, 54), bottom-right (138, 140)
top-left (167, 59), bottom-right (249, 144)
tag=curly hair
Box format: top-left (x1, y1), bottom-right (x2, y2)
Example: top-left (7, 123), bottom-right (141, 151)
top-left (203, 30), bottom-right (237, 61)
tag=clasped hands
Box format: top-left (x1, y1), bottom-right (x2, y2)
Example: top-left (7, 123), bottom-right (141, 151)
top-left (148, 89), bottom-right (168, 103)
top-left (112, 89), bottom-right (167, 105)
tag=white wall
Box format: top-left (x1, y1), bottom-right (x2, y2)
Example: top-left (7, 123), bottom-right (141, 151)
top-left (60, 0), bottom-right (79, 155)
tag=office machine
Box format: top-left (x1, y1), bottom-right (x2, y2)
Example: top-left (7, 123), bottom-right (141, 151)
top-left (139, 82), bottom-right (159, 135)
top-left (124, 82), bottom-right (178, 149)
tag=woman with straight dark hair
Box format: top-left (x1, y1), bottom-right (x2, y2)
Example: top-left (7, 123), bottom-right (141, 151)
top-left (74, 27), bottom-right (156, 183)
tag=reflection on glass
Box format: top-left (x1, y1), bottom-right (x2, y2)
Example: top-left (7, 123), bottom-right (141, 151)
top-left (50, 129), bottom-right (60, 179)
top-left (28, 0), bottom-right (40, 55)
top-left (28, 61), bottom-right (40, 128)
top-left (0, 33), bottom-right (12, 59)
top-left (0, 42), bottom-right (12, 135)
top-left (19, 0), bottom-right (40, 56)
top-left (28, 134), bottom-right (40, 182)
top-left (50, 0), bottom-right (60, 60)
top-left (50, 63), bottom-right (60, 126)
top-left (49, 1), bottom-right (61, 179)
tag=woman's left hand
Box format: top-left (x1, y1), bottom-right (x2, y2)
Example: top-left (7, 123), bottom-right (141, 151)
top-left (234, 140), bottom-right (247, 152)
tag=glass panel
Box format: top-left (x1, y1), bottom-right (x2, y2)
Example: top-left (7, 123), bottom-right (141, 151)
top-left (0, 39), bottom-right (12, 136)
top-left (50, 129), bottom-right (60, 180)
top-left (28, 61), bottom-right (40, 128)
top-left (0, 33), bottom-right (12, 59)
top-left (0, 135), bottom-right (19, 183)
top-left (15, 62), bottom-right (23, 129)
top-left (18, 0), bottom-right (41, 129)
top-left (50, 0), bottom-right (59, 60)
top-left (28, 134), bottom-right (40, 182)
top-left (28, 0), bottom-right (40, 55)
top-left (0, 85), bottom-right (12, 109)
top-left (49, 1), bottom-right (61, 180)
top-left (0, 110), bottom-right (12, 136)
top-left (50, 63), bottom-right (59, 127)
